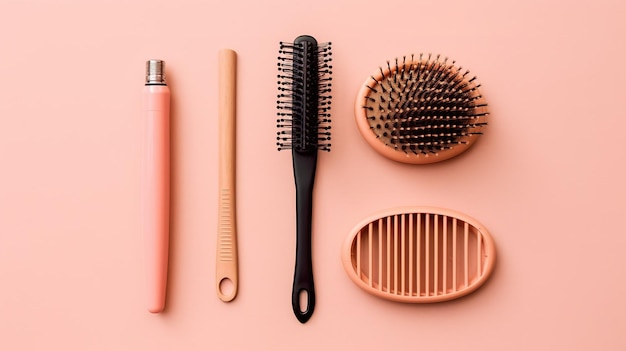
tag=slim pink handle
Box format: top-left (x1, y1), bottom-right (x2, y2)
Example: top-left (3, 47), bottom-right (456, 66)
top-left (216, 49), bottom-right (238, 302)
top-left (143, 85), bottom-right (171, 313)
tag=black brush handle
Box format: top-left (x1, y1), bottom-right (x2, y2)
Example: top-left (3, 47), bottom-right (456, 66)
top-left (291, 150), bottom-right (317, 323)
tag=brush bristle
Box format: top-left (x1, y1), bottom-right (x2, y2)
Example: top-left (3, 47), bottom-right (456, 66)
top-left (362, 54), bottom-right (488, 156)
top-left (276, 36), bottom-right (332, 152)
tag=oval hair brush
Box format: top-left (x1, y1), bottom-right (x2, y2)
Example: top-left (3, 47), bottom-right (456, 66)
top-left (342, 207), bottom-right (496, 303)
top-left (276, 35), bottom-right (332, 323)
top-left (355, 54), bottom-right (488, 164)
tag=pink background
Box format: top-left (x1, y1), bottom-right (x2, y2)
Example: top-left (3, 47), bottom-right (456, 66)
top-left (1, 0), bottom-right (625, 349)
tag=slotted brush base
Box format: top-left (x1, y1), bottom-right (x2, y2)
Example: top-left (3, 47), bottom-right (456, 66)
top-left (342, 207), bottom-right (496, 303)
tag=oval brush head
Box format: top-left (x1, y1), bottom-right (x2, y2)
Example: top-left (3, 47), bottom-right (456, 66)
top-left (355, 54), bottom-right (488, 164)
top-left (342, 207), bottom-right (496, 303)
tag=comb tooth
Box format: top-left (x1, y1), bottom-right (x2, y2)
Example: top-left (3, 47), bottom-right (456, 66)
top-left (425, 213), bottom-right (430, 296)
top-left (408, 213), bottom-right (414, 296)
top-left (368, 222), bottom-right (373, 287)
top-left (417, 213), bottom-right (422, 296)
top-left (393, 215), bottom-right (398, 295)
top-left (378, 218), bottom-right (383, 292)
top-left (386, 216), bottom-right (391, 293)
top-left (434, 214), bottom-right (439, 297)
top-left (452, 218), bottom-right (457, 293)
top-left (400, 214), bottom-right (406, 295)
top-left (443, 215), bottom-right (448, 294)
top-left (464, 222), bottom-right (469, 288)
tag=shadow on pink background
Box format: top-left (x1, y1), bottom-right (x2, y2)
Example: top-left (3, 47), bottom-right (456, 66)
top-left (0, 0), bottom-right (624, 350)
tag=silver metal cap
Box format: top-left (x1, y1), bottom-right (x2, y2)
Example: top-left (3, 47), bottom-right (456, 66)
top-left (145, 59), bottom-right (166, 85)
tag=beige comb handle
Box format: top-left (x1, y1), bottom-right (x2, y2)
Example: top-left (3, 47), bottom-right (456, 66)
top-left (216, 49), bottom-right (238, 302)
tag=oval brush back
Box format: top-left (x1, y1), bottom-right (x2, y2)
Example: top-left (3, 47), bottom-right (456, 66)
top-left (342, 207), bottom-right (496, 303)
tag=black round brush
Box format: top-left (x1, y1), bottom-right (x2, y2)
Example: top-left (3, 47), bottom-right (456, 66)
top-left (277, 35), bottom-right (332, 323)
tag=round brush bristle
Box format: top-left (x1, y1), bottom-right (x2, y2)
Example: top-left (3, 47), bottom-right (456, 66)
top-left (355, 54), bottom-right (488, 164)
top-left (276, 38), bottom-right (333, 153)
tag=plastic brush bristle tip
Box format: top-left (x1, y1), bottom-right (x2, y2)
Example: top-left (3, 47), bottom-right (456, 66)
top-left (276, 36), bottom-right (332, 153)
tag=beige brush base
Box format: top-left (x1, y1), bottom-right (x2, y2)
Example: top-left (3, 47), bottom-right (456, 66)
top-left (342, 206), bottom-right (496, 303)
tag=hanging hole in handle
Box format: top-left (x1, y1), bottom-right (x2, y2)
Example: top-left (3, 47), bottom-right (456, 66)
top-left (219, 278), bottom-right (235, 299)
top-left (298, 289), bottom-right (309, 313)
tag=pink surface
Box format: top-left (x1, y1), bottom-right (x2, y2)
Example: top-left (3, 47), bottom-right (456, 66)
top-left (0, 0), bottom-right (625, 350)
